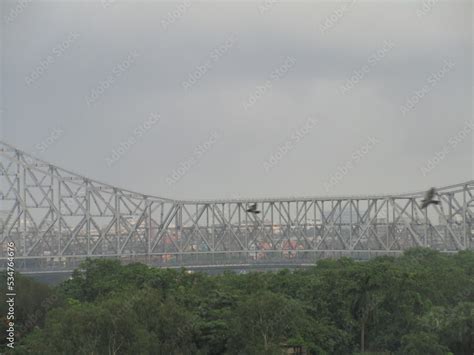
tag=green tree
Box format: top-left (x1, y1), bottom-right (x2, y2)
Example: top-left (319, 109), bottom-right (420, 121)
top-left (228, 291), bottom-right (311, 354)
top-left (400, 332), bottom-right (449, 355)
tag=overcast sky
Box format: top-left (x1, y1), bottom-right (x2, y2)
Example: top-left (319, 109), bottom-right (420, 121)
top-left (1, 0), bottom-right (472, 200)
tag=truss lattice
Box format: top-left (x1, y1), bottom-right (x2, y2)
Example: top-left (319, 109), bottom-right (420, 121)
top-left (0, 141), bottom-right (472, 272)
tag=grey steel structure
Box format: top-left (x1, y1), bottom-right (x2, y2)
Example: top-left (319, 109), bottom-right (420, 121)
top-left (0, 141), bottom-right (472, 272)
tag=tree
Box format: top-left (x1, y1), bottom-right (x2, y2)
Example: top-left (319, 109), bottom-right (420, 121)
top-left (228, 291), bottom-right (311, 354)
top-left (13, 249), bottom-right (474, 354)
top-left (400, 332), bottom-right (449, 355)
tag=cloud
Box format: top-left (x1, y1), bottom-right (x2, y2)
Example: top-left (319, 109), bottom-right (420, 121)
top-left (1, 0), bottom-right (472, 199)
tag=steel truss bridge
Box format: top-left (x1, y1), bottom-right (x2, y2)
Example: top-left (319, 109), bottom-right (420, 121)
top-left (0, 141), bottom-right (472, 272)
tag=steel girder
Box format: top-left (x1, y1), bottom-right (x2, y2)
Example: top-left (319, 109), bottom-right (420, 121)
top-left (0, 141), bottom-right (472, 272)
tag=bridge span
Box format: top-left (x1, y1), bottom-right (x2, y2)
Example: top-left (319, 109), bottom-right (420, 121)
top-left (0, 141), bottom-right (472, 273)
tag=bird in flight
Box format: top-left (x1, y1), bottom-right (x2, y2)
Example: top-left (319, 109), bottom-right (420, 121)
top-left (246, 203), bottom-right (261, 214)
top-left (421, 187), bottom-right (440, 209)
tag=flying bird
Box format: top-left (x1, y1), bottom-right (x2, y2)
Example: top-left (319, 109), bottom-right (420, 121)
top-left (421, 187), bottom-right (440, 209)
top-left (246, 203), bottom-right (261, 214)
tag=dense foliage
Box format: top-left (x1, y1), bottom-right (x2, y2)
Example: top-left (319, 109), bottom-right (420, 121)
top-left (2, 248), bottom-right (473, 354)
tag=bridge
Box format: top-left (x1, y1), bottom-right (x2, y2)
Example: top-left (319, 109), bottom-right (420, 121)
top-left (0, 141), bottom-right (472, 273)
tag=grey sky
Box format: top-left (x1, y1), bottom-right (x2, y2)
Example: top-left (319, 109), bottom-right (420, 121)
top-left (1, 0), bottom-right (472, 200)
